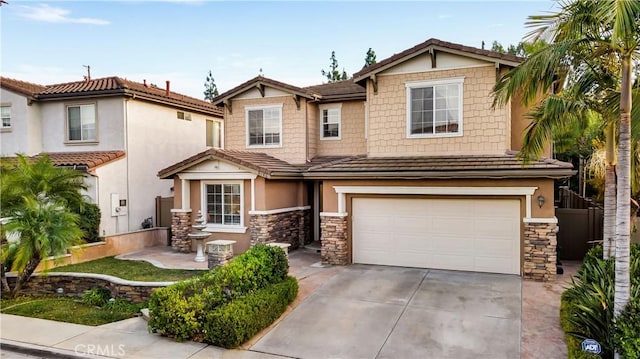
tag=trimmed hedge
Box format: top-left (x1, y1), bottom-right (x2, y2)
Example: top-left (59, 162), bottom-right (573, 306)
top-left (204, 276), bottom-right (298, 348)
top-left (148, 244), bottom-right (296, 345)
top-left (561, 244), bottom-right (640, 358)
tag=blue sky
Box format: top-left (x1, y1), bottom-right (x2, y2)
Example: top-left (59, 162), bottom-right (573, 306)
top-left (1, 0), bottom-right (557, 99)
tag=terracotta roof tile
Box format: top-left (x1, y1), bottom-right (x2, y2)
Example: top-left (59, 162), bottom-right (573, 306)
top-left (353, 38), bottom-right (523, 80)
top-left (34, 77), bottom-right (221, 116)
top-left (33, 151), bottom-right (126, 171)
top-left (0, 77), bottom-right (47, 97)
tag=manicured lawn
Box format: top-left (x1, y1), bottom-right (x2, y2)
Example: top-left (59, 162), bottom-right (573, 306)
top-left (0, 297), bottom-right (144, 326)
top-left (50, 256), bottom-right (207, 282)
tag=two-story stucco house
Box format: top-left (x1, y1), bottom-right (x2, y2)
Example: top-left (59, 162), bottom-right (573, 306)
top-left (159, 38), bottom-right (574, 281)
top-left (1, 76), bottom-right (223, 236)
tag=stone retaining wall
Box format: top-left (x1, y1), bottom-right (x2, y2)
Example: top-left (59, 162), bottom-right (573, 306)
top-left (320, 214), bottom-right (348, 265)
top-left (250, 208), bottom-right (311, 249)
top-left (6, 273), bottom-right (173, 303)
top-left (523, 221), bottom-right (558, 282)
top-left (171, 209), bottom-right (192, 253)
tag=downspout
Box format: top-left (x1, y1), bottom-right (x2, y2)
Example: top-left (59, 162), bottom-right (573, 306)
top-left (304, 98), bottom-right (309, 162)
top-left (124, 98), bottom-right (131, 232)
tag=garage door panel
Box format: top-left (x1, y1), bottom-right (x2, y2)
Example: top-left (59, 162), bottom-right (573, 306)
top-left (352, 198), bottom-right (520, 275)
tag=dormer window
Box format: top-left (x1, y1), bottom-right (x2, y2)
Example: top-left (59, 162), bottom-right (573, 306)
top-left (246, 104), bottom-right (282, 147)
top-left (406, 77), bottom-right (464, 138)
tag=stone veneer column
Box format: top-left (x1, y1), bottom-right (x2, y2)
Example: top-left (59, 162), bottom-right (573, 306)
top-left (523, 221), bottom-right (558, 281)
top-left (170, 209), bottom-right (192, 253)
top-left (320, 214), bottom-right (348, 265)
top-left (249, 208), bottom-right (310, 249)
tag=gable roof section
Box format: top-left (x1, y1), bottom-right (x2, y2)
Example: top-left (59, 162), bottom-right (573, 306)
top-left (305, 152), bottom-right (574, 179)
top-left (0, 77), bottom-right (47, 98)
top-left (33, 151), bottom-right (126, 171)
top-left (303, 80), bottom-right (366, 102)
top-left (353, 38), bottom-right (523, 82)
top-left (158, 148), bottom-right (304, 179)
top-left (10, 76), bottom-right (221, 117)
top-left (212, 76), bottom-right (318, 106)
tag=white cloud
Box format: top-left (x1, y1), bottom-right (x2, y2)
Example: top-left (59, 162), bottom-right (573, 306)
top-left (17, 4), bottom-right (110, 25)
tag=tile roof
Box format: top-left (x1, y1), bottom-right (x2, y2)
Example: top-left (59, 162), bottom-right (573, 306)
top-left (33, 151), bottom-right (126, 171)
top-left (212, 76), bottom-right (317, 106)
top-left (39, 77), bottom-right (221, 116)
top-left (303, 81), bottom-right (366, 101)
top-left (158, 149), bottom-right (303, 179)
top-left (353, 38), bottom-right (523, 81)
top-left (305, 152), bottom-right (574, 179)
top-left (0, 77), bottom-right (47, 97)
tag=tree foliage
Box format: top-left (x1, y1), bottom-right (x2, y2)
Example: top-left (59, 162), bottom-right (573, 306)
top-left (321, 51), bottom-right (348, 83)
top-left (363, 48), bottom-right (377, 69)
top-left (204, 70), bottom-right (219, 102)
top-left (1, 155), bottom-right (86, 297)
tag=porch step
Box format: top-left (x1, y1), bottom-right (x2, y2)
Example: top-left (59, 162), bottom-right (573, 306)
top-left (302, 242), bottom-right (321, 253)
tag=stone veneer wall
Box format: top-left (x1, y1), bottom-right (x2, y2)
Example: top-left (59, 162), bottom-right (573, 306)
top-left (6, 273), bottom-right (173, 303)
top-left (523, 222), bottom-right (558, 281)
top-left (250, 208), bottom-right (310, 249)
top-left (171, 210), bottom-right (192, 253)
top-left (320, 215), bottom-right (348, 265)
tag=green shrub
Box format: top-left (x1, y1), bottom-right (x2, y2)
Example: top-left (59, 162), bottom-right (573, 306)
top-left (148, 244), bottom-right (293, 343)
top-left (77, 202), bottom-right (101, 243)
top-left (561, 244), bottom-right (640, 358)
top-left (82, 287), bottom-right (111, 306)
top-left (203, 276), bottom-right (298, 348)
top-left (615, 297), bottom-right (640, 359)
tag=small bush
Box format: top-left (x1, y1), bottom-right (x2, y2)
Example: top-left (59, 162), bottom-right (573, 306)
top-left (615, 297), bottom-right (640, 359)
top-left (77, 203), bottom-right (101, 243)
top-left (203, 276), bottom-right (298, 348)
top-left (148, 244), bottom-right (293, 343)
top-left (82, 287), bottom-right (111, 306)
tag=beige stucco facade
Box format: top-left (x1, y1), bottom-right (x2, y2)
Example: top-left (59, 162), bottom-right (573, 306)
top-left (315, 101), bottom-right (367, 157)
top-left (0, 88), bottom-right (43, 157)
top-left (366, 65), bottom-right (511, 157)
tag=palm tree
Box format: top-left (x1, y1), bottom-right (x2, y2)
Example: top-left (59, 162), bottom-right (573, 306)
top-left (0, 155), bottom-right (86, 297)
top-left (493, 0), bottom-right (639, 319)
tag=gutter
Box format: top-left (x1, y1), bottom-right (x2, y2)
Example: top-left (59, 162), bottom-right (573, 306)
top-left (302, 168), bottom-right (576, 180)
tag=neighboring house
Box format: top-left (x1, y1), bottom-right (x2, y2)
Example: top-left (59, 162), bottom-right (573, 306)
top-left (1, 76), bottom-right (223, 236)
top-left (159, 38), bottom-right (574, 281)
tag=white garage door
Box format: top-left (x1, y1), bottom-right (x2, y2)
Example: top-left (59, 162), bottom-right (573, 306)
top-left (352, 198), bottom-right (521, 275)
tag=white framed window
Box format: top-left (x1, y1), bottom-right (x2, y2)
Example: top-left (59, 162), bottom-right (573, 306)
top-left (206, 119), bottom-right (223, 148)
top-left (67, 103), bottom-right (97, 142)
top-left (246, 104), bottom-right (282, 147)
top-left (177, 111), bottom-right (191, 121)
top-left (406, 77), bottom-right (464, 138)
top-left (320, 104), bottom-right (342, 140)
top-left (202, 181), bottom-right (245, 233)
top-left (1, 105), bottom-right (11, 128)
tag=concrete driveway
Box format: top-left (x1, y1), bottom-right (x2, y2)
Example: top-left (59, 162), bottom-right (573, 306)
top-left (252, 265), bottom-right (521, 359)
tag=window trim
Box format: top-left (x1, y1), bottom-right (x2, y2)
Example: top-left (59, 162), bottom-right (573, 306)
top-left (201, 180), bottom-right (246, 233)
top-left (245, 104), bottom-right (283, 148)
top-left (206, 119), bottom-right (224, 149)
top-left (1, 103), bottom-right (11, 131)
top-left (405, 77), bottom-right (464, 139)
top-left (319, 103), bottom-right (342, 141)
top-left (65, 102), bottom-right (98, 144)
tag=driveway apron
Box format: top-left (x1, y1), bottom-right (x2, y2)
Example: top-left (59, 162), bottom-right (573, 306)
top-left (251, 265), bottom-right (521, 359)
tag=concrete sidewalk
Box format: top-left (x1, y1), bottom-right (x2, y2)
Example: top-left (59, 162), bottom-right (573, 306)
top-left (1, 248), bottom-right (341, 359)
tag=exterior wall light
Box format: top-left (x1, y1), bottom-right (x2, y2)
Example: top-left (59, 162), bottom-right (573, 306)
top-left (537, 195), bottom-right (545, 208)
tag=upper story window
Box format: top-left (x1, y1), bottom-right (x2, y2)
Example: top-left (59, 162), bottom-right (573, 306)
top-left (177, 111), bottom-right (192, 121)
top-left (67, 103), bottom-right (97, 142)
top-left (406, 77), bottom-right (464, 138)
top-left (207, 119), bottom-right (223, 148)
top-left (1, 105), bottom-right (11, 129)
top-left (246, 104), bottom-right (282, 147)
top-left (320, 104), bottom-right (341, 140)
